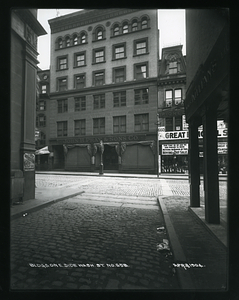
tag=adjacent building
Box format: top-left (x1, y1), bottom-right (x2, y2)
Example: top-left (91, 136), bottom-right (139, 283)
top-left (185, 9), bottom-right (229, 223)
top-left (11, 9), bottom-right (46, 202)
top-left (48, 9), bottom-right (159, 174)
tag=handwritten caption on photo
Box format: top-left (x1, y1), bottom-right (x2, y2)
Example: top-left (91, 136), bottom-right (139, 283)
top-left (29, 263), bottom-right (129, 268)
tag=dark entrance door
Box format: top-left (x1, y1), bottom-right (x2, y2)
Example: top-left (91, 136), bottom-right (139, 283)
top-left (103, 145), bottom-right (118, 170)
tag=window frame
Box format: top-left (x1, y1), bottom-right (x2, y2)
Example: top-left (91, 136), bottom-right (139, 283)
top-left (134, 88), bottom-right (149, 105)
top-left (174, 88), bottom-right (182, 105)
top-left (93, 118), bottom-right (105, 135)
top-left (57, 55), bottom-right (68, 71)
top-left (57, 99), bottom-right (68, 113)
top-left (113, 24), bottom-right (120, 36)
top-left (122, 23), bottom-right (129, 34)
top-left (132, 20), bottom-right (138, 31)
top-left (57, 77), bottom-right (68, 92)
top-left (93, 94), bottom-right (105, 109)
top-left (74, 51), bottom-right (86, 67)
top-left (134, 113), bottom-right (149, 132)
top-left (74, 119), bottom-right (86, 136)
top-left (74, 74), bottom-right (86, 89)
top-left (165, 90), bottom-right (173, 107)
top-left (113, 115), bottom-right (126, 133)
top-left (169, 61), bottom-right (178, 74)
top-left (41, 85), bottom-right (47, 94)
top-left (112, 42), bottom-right (126, 60)
top-left (57, 121), bottom-right (68, 137)
top-left (141, 19), bottom-right (148, 29)
top-left (113, 66), bottom-right (126, 83)
top-left (113, 91), bottom-right (126, 107)
top-left (39, 100), bottom-right (46, 111)
top-left (92, 47), bottom-right (105, 64)
top-left (92, 70), bottom-right (105, 86)
top-left (134, 37), bottom-right (148, 56)
top-left (134, 62), bottom-right (148, 80)
top-left (74, 96), bottom-right (86, 111)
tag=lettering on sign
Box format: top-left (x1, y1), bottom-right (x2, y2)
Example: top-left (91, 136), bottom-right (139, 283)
top-left (159, 128), bottom-right (227, 140)
top-left (56, 135), bottom-right (145, 144)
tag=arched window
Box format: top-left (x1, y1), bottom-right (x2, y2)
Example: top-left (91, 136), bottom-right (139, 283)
top-left (122, 23), bottom-right (128, 34)
top-left (81, 33), bottom-right (86, 44)
top-left (113, 25), bottom-right (119, 36)
top-left (58, 38), bottom-right (63, 49)
top-left (132, 21), bottom-right (138, 31)
top-left (141, 19), bottom-right (148, 29)
top-left (73, 34), bottom-right (78, 45)
top-left (65, 37), bottom-right (70, 47)
top-left (96, 29), bottom-right (103, 40)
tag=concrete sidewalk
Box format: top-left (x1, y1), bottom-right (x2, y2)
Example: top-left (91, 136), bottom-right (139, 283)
top-left (11, 174), bottom-right (228, 290)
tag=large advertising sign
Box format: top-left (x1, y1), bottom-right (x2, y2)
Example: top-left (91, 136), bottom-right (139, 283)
top-left (158, 128), bottom-right (227, 140)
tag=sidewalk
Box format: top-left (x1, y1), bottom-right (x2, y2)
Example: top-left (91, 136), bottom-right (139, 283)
top-left (11, 173), bottom-right (228, 290)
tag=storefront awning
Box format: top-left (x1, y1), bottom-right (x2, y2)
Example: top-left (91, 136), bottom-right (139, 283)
top-left (35, 146), bottom-right (50, 155)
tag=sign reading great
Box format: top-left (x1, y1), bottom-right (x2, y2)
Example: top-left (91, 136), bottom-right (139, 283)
top-left (158, 128), bottom-right (227, 140)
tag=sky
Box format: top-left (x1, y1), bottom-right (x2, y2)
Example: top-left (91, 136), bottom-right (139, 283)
top-left (37, 9), bottom-right (186, 70)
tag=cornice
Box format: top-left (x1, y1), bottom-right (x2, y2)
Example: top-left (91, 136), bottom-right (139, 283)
top-left (48, 9), bottom-right (142, 34)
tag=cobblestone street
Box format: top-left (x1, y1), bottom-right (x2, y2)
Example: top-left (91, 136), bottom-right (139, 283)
top-left (10, 174), bottom-right (227, 290)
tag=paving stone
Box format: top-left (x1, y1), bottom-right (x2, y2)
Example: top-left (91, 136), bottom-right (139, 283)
top-left (105, 279), bottom-right (119, 289)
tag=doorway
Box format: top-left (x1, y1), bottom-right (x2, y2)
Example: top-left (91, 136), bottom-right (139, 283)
top-left (103, 144), bottom-right (118, 170)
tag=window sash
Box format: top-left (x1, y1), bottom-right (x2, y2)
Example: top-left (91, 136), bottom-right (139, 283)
top-left (165, 118), bottom-right (173, 131)
top-left (115, 46), bottom-right (125, 59)
top-left (81, 34), bottom-right (86, 43)
top-left (114, 26), bottom-right (119, 35)
top-left (75, 75), bottom-right (85, 89)
top-left (66, 38), bottom-right (70, 47)
top-left (58, 78), bottom-right (67, 91)
top-left (115, 68), bottom-right (125, 83)
top-left (169, 62), bottom-right (177, 74)
top-left (97, 30), bottom-right (103, 40)
top-left (75, 97), bottom-right (86, 111)
top-left (39, 101), bottom-right (46, 111)
top-left (58, 100), bottom-right (68, 113)
top-left (59, 58), bottom-right (67, 70)
top-left (41, 85), bottom-right (47, 94)
top-left (93, 118), bottom-right (105, 134)
top-left (134, 89), bottom-right (148, 105)
top-left (76, 54), bottom-right (85, 66)
top-left (95, 50), bottom-right (104, 63)
top-left (113, 116), bottom-right (126, 133)
top-left (94, 95), bottom-right (105, 109)
top-left (123, 25), bottom-right (128, 33)
top-left (136, 41), bottom-right (146, 55)
top-left (136, 65), bottom-right (147, 79)
top-left (94, 73), bottom-right (104, 86)
top-left (141, 20), bottom-right (148, 29)
top-left (132, 22), bottom-right (138, 31)
top-left (73, 36), bottom-right (78, 45)
top-left (113, 91), bottom-right (126, 107)
top-left (75, 120), bottom-right (86, 136)
top-left (57, 122), bottom-right (67, 137)
top-left (135, 114), bottom-right (149, 132)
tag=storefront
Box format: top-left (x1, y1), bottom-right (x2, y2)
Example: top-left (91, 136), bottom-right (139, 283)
top-left (49, 133), bottom-right (157, 174)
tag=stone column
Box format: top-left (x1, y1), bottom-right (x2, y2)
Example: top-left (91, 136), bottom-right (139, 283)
top-left (203, 108), bottom-right (220, 224)
top-left (188, 119), bottom-right (200, 207)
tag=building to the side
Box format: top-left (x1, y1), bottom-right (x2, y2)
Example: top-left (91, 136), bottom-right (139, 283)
top-left (157, 45), bottom-right (228, 174)
top-left (185, 9), bottom-right (229, 224)
top-left (157, 45), bottom-right (187, 173)
top-left (35, 69), bottom-right (52, 170)
top-left (48, 9), bottom-right (159, 174)
top-left (11, 9), bottom-right (46, 202)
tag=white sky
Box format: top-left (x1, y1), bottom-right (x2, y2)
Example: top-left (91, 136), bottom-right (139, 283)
top-left (37, 9), bottom-right (186, 70)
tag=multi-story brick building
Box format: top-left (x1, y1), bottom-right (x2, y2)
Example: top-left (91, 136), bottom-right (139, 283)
top-left (35, 69), bottom-right (52, 170)
top-left (48, 9), bottom-right (159, 174)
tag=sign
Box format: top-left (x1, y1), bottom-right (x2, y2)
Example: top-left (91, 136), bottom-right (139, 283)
top-left (218, 142), bottom-right (227, 154)
top-left (162, 144), bottom-right (188, 155)
top-left (23, 153), bottom-right (35, 171)
top-left (158, 128), bottom-right (227, 140)
top-left (158, 154), bottom-right (161, 174)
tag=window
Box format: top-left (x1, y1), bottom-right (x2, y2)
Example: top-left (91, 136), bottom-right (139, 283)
top-left (74, 74), bottom-right (85, 89)
top-left (75, 96), bottom-right (86, 111)
top-left (134, 114), bottom-right (149, 132)
top-left (57, 121), bottom-right (67, 137)
top-left (57, 99), bottom-right (68, 113)
top-left (169, 61), bottom-right (177, 74)
top-left (132, 21), bottom-right (138, 31)
top-left (39, 132), bottom-right (46, 145)
top-left (96, 28), bottom-right (103, 40)
top-left (81, 33), bottom-right (86, 44)
top-left (73, 34), bottom-right (78, 45)
top-left (165, 118), bottom-right (173, 131)
top-left (165, 90), bottom-right (173, 107)
top-left (57, 56), bottom-right (68, 70)
top-left (174, 89), bottom-right (182, 105)
top-left (175, 116), bottom-right (182, 131)
top-left (93, 71), bottom-right (105, 86)
top-left (141, 19), bottom-right (148, 29)
top-left (113, 25), bottom-right (119, 36)
top-left (135, 39), bottom-right (148, 55)
top-left (93, 94), bottom-right (105, 109)
top-left (75, 52), bottom-right (86, 67)
top-left (113, 67), bottom-right (126, 83)
top-left (93, 118), bottom-right (105, 134)
top-left (36, 115), bottom-right (46, 127)
top-left (134, 88), bottom-right (149, 105)
top-left (41, 85), bottom-right (47, 94)
top-left (57, 78), bottom-right (67, 91)
top-left (113, 91), bottom-right (126, 107)
top-left (122, 23), bottom-right (128, 34)
top-left (135, 63), bottom-right (148, 80)
top-left (93, 48), bottom-right (105, 63)
top-left (39, 100), bottom-right (46, 111)
top-left (113, 116), bottom-right (126, 133)
top-left (75, 119), bottom-right (86, 136)
top-left (66, 37), bottom-right (70, 47)
top-left (58, 38), bottom-right (63, 49)
top-left (113, 43), bottom-right (126, 59)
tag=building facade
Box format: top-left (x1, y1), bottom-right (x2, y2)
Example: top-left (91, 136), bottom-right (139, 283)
top-left (35, 69), bottom-right (52, 170)
top-left (11, 9), bottom-right (46, 202)
top-left (185, 9), bottom-right (229, 224)
top-left (157, 45), bottom-right (228, 174)
top-left (48, 9), bottom-right (159, 174)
